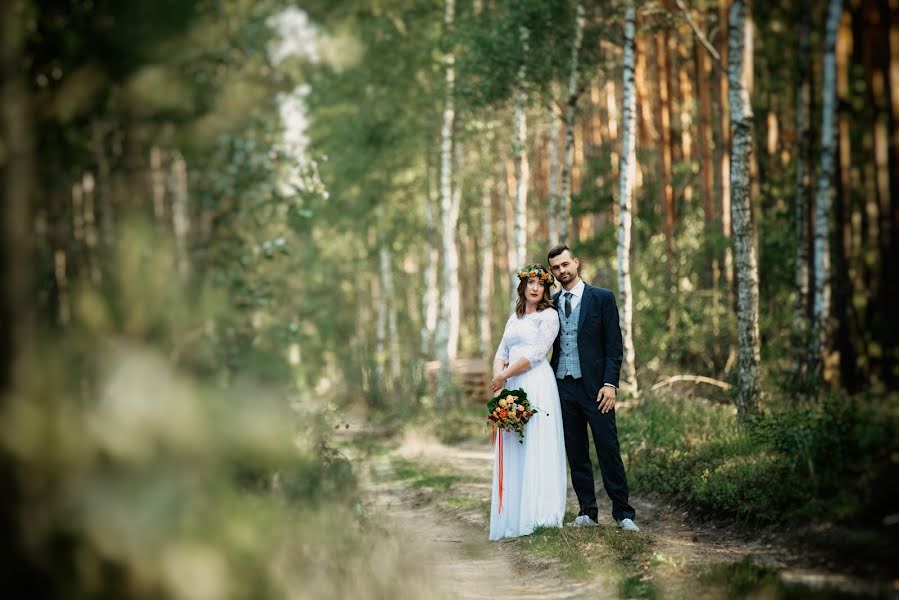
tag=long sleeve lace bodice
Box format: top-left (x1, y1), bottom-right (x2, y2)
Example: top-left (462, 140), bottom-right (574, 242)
top-left (494, 309), bottom-right (560, 369)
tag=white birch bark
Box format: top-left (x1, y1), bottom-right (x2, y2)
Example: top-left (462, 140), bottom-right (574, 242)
top-left (377, 211), bottom-right (400, 383)
top-left (170, 151), bottom-right (191, 281)
top-left (82, 172), bottom-right (101, 283)
top-left (794, 0), bottom-right (812, 378)
top-left (512, 24), bottom-right (529, 278)
top-left (548, 95), bottom-right (561, 244)
top-left (617, 1), bottom-right (638, 393)
top-left (436, 0), bottom-right (460, 397)
top-left (421, 162), bottom-right (439, 356)
top-left (728, 0), bottom-right (761, 420)
top-left (559, 1), bottom-right (585, 243)
top-left (809, 0), bottom-right (842, 381)
top-left (479, 173), bottom-right (494, 357)
top-left (374, 247), bottom-right (386, 382)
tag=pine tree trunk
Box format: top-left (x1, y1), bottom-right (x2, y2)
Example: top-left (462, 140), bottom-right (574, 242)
top-left (617, 1), bottom-right (638, 393)
top-left (885, 0), bottom-right (899, 389)
top-left (436, 0), bottom-right (460, 397)
top-left (479, 173), bottom-right (494, 357)
top-left (809, 0), bottom-right (842, 384)
top-left (548, 93), bottom-right (561, 244)
top-left (728, 0), bottom-right (761, 420)
top-left (695, 31), bottom-right (720, 339)
top-left (793, 0), bottom-right (812, 384)
top-left (559, 2), bottom-right (584, 244)
top-left (718, 0), bottom-right (735, 299)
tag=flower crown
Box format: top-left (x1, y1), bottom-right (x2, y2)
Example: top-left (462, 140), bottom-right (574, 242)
top-left (517, 266), bottom-right (555, 285)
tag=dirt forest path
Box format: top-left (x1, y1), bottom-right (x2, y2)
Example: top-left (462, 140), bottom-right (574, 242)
top-left (345, 426), bottom-right (893, 599)
top-left (362, 432), bottom-right (613, 599)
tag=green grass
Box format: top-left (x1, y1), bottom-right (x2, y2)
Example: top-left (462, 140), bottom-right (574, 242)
top-left (515, 521), bottom-right (655, 582)
top-left (382, 457), bottom-right (463, 492)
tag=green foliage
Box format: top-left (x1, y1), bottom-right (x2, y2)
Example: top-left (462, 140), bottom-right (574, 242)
top-left (620, 394), bottom-right (899, 525)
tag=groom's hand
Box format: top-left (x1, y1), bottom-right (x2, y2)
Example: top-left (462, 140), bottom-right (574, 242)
top-left (597, 385), bottom-right (617, 414)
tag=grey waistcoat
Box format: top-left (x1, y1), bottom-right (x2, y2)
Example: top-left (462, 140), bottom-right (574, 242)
top-left (554, 293), bottom-right (583, 379)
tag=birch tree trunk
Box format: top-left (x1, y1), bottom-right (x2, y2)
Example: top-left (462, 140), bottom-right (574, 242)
top-left (436, 0), bottom-right (460, 397)
top-left (809, 0), bottom-right (842, 383)
top-left (547, 92), bottom-right (561, 244)
top-left (421, 160), bottom-right (439, 356)
top-left (170, 151), bottom-right (191, 282)
top-left (617, 1), bottom-right (638, 393)
top-left (513, 24), bottom-right (529, 278)
top-left (377, 210), bottom-right (400, 384)
top-left (479, 173), bottom-right (494, 358)
top-left (82, 173), bottom-right (101, 283)
top-left (559, 2), bottom-right (585, 243)
top-left (793, 0), bottom-right (812, 382)
top-left (728, 0), bottom-right (761, 420)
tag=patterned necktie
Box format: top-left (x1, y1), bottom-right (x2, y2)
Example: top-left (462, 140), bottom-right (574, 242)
top-left (564, 292), bottom-right (573, 318)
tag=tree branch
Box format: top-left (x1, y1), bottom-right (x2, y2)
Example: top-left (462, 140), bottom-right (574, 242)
top-left (673, 0), bottom-right (722, 67)
top-left (650, 374), bottom-right (733, 392)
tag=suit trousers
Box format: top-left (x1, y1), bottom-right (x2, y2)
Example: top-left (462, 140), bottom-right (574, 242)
top-left (557, 376), bottom-right (635, 522)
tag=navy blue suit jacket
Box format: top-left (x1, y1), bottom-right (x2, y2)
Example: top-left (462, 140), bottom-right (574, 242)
top-left (549, 283), bottom-right (624, 396)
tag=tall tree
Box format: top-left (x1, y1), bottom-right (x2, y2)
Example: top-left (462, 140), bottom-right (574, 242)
top-left (559, 1), bottom-right (585, 243)
top-left (479, 170), bottom-right (494, 357)
top-left (421, 160), bottom-right (439, 356)
top-left (437, 0), bottom-right (461, 397)
top-left (512, 24), bottom-right (530, 277)
top-left (809, 0), bottom-right (843, 384)
top-left (793, 0), bottom-right (813, 383)
top-left (617, 0), bottom-right (638, 393)
top-left (728, 0), bottom-right (761, 420)
top-left (548, 92), bottom-right (561, 244)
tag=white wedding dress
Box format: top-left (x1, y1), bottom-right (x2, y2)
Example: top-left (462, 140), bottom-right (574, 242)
top-left (489, 308), bottom-right (567, 541)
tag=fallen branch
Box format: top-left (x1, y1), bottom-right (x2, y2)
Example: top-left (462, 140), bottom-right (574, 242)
top-left (674, 0), bottom-right (722, 67)
top-left (650, 374), bottom-right (732, 392)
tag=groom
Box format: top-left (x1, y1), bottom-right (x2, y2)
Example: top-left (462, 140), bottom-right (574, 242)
top-left (547, 245), bottom-right (638, 532)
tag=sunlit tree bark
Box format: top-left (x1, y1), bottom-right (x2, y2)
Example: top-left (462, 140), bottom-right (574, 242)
top-left (547, 92), bottom-right (561, 244)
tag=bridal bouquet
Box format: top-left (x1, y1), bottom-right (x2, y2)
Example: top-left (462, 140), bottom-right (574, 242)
top-left (487, 388), bottom-right (537, 444)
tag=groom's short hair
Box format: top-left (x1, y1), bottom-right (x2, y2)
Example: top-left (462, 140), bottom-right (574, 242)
top-left (547, 244), bottom-right (575, 262)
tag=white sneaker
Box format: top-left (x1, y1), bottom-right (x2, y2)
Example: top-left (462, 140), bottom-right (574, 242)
top-left (618, 518), bottom-right (639, 532)
top-left (566, 515), bottom-right (599, 528)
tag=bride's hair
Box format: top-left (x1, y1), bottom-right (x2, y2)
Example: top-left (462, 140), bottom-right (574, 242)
top-left (515, 263), bottom-right (555, 317)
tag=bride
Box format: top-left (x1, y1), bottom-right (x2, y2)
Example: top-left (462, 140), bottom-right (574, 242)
top-left (489, 264), bottom-right (567, 541)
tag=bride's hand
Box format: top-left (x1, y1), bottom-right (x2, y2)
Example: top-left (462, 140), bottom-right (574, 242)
top-left (491, 374), bottom-right (507, 393)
